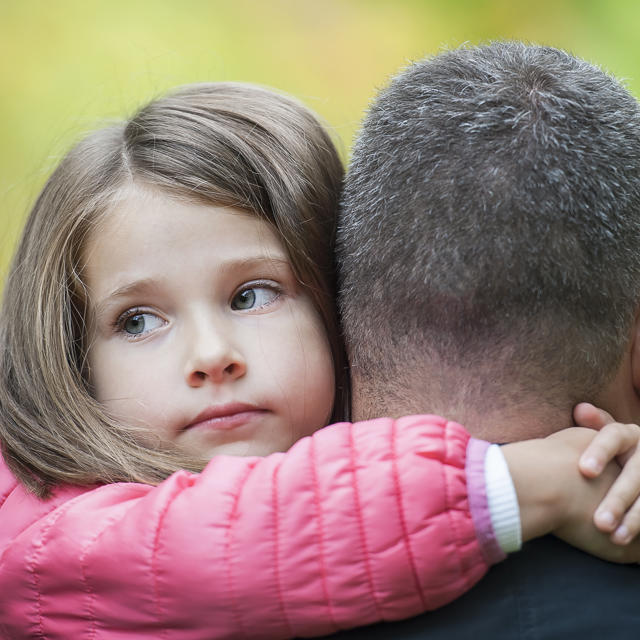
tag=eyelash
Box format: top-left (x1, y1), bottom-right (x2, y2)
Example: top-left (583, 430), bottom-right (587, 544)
top-left (113, 307), bottom-right (162, 339)
top-left (231, 280), bottom-right (283, 311)
top-left (111, 281), bottom-right (283, 336)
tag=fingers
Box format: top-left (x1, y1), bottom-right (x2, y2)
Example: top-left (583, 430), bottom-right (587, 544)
top-left (612, 537), bottom-right (640, 563)
top-left (554, 512), bottom-right (640, 563)
top-left (573, 402), bottom-right (615, 430)
top-left (593, 449), bottom-right (640, 541)
top-left (611, 499), bottom-right (640, 545)
top-left (579, 422), bottom-right (640, 478)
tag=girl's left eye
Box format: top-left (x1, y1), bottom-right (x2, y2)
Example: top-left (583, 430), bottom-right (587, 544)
top-left (231, 285), bottom-right (280, 311)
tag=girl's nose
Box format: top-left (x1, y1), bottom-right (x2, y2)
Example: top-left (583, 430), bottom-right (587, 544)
top-left (184, 325), bottom-right (247, 387)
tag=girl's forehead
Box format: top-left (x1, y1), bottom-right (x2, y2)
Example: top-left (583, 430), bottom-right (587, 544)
top-left (96, 184), bottom-right (280, 248)
top-left (83, 185), bottom-right (290, 288)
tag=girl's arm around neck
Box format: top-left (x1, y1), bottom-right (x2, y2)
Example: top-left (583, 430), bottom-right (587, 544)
top-left (0, 415), bottom-right (496, 639)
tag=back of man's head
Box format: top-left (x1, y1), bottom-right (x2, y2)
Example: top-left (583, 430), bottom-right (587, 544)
top-left (339, 42), bottom-right (640, 431)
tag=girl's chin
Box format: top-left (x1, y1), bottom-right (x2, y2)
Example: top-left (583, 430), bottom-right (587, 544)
top-left (178, 429), bottom-right (295, 460)
top-left (187, 440), bottom-right (290, 460)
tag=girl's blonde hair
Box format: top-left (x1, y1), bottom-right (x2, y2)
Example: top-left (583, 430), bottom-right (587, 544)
top-left (0, 83), bottom-right (347, 498)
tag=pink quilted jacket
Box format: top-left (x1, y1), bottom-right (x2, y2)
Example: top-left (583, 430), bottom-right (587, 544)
top-left (0, 415), bottom-right (502, 639)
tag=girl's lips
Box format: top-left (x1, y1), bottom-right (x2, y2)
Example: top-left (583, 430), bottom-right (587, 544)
top-left (184, 403), bottom-right (267, 432)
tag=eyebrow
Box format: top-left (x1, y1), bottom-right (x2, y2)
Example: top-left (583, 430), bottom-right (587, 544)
top-left (216, 255), bottom-right (292, 276)
top-left (93, 278), bottom-right (162, 318)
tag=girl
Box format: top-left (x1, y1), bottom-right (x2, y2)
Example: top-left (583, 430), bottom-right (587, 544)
top-left (0, 83), bottom-right (636, 639)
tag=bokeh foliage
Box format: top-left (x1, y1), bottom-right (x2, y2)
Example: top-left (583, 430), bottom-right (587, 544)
top-left (2, 0), bottom-right (640, 277)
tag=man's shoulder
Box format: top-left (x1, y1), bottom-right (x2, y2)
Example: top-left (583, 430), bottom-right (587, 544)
top-left (322, 536), bottom-right (640, 640)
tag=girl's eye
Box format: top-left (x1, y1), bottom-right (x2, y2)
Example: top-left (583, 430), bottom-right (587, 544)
top-left (231, 285), bottom-right (280, 311)
top-left (119, 312), bottom-right (164, 336)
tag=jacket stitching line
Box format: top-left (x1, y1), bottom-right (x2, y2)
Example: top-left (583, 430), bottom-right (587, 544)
top-left (443, 421), bottom-right (469, 587)
top-left (391, 419), bottom-right (428, 609)
top-left (80, 508), bottom-right (131, 640)
top-left (272, 460), bottom-right (295, 637)
top-left (0, 478), bottom-right (18, 510)
top-left (224, 462), bottom-right (256, 640)
top-left (27, 524), bottom-right (49, 640)
top-left (349, 422), bottom-right (384, 618)
top-left (26, 496), bottom-right (78, 640)
top-left (310, 434), bottom-right (339, 631)
top-left (151, 484), bottom-right (179, 639)
top-left (0, 496), bottom-right (59, 568)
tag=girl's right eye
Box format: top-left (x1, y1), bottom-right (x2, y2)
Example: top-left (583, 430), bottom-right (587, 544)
top-left (117, 311), bottom-right (164, 337)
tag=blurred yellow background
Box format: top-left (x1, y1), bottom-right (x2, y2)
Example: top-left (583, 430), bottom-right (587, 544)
top-left (2, 0), bottom-right (640, 277)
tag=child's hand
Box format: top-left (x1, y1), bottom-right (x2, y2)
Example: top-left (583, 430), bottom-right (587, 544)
top-left (573, 402), bottom-right (640, 545)
top-left (504, 428), bottom-right (640, 562)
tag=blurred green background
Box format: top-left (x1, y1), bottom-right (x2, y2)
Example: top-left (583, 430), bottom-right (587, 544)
top-left (2, 0), bottom-right (640, 278)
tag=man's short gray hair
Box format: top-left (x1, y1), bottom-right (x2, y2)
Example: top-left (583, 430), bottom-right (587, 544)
top-left (338, 41), bottom-right (640, 409)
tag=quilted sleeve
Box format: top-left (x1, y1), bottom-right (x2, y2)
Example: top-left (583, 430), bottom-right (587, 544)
top-left (0, 415), bottom-right (496, 640)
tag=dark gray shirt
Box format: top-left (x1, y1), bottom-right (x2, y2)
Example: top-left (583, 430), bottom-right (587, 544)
top-left (321, 536), bottom-right (639, 640)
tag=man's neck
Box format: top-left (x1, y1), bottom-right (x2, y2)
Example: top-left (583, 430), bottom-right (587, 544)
top-left (350, 375), bottom-right (575, 442)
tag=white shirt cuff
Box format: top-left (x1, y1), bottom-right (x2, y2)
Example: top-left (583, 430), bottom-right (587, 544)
top-left (485, 444), bottom-right (522, 554)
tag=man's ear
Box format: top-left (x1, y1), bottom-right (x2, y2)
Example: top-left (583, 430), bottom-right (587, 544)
top-left (596, 309), bottom-right (640, 423)
top-left (629, 309), bottom-right (640, 398)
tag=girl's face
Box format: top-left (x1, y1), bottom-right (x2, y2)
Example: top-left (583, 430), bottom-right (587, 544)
top-left (84, 187), bottom-right (335, 459)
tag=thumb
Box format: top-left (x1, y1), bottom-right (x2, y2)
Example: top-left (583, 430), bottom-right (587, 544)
top-left (573, 403), bottom-right (616, 430)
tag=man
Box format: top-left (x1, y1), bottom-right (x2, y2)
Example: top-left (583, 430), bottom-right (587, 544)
top-left (333, 42), bottom-right (640, 638)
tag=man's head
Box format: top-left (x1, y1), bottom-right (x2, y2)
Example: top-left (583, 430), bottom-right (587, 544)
top-left (338, 42), bottom-right (640, 436)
